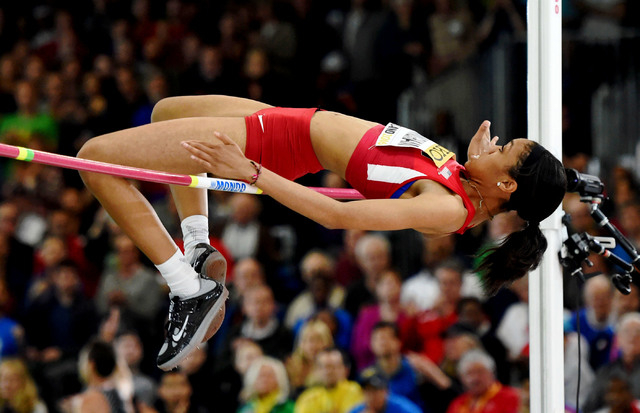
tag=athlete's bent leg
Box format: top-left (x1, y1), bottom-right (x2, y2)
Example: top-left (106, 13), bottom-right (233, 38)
top-left (77, 117), bottom-right (246, 370)
top-left (150, 95), bottom-right (272, 282)
top-left (77, 117), bottom-right (247, 261)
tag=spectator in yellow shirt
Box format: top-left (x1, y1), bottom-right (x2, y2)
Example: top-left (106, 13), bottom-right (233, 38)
top-left (295, 348), bottom-right (363, 413)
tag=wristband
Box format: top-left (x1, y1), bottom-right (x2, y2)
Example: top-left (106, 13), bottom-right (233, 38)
top-left (249, 161), bottom-right (262, 185)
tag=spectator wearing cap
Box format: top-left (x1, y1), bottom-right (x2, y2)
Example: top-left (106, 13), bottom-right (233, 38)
top-left (446, 349), bottom-right (520, 413)
top-left (349, 371), bottom-right (421, 413)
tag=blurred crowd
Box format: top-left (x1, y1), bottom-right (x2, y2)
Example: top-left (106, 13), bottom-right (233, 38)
top-left (0, 0), bottom-right (640, 413)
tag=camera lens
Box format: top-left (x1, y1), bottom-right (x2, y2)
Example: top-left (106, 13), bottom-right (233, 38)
top-left (564, 168), bottom-right (605, 197)
top-left (564, 168), bottom-right (581, 192)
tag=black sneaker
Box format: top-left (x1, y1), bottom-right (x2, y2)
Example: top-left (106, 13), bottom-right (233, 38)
top-left (190, 243), bottom-right (227, 285)
top-left (157, 277), bottom-right (228, 371)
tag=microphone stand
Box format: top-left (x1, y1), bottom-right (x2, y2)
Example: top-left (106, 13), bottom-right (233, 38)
top-left (561, 196), bottom-right (638, 295)
top-left (585, 196), bottom-right (640, 273)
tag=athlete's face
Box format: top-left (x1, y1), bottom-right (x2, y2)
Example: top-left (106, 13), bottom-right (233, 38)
top-left (465, 138), bottom-right (532, 185)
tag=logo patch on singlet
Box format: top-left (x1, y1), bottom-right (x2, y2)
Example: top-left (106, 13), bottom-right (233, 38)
top-left (375, 123), bottom-right (454, 168)
top-left (439, 167), bottom-right (452, 179)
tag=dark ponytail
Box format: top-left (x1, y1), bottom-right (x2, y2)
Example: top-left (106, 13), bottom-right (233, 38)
top-left (476, 224), bottom-right (547, 296)
top-left (475, 141), bottom-right (566, 296)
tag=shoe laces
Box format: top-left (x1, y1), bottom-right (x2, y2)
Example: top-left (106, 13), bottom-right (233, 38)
top-left (166, 296), bottom-right (188, 332)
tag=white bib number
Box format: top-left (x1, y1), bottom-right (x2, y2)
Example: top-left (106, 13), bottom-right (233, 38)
top-left (375, 123), bottom-right (454, 168)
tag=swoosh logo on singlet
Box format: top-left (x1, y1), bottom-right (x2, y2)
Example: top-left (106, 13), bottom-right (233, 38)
top-left (258, 115), bottom-right (265, 132)
top-left (171, 315), bottom-right (190, 344)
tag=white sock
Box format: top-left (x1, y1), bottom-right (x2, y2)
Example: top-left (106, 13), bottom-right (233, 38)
top-left (181, 215), bottom-right (210, 263)
top-left (155, 249), bottom-right (201, 297)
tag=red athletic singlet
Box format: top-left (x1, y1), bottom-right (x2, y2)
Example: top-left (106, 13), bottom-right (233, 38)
top-left (345, 124), bottom-right (476, 234)
top-left (245, 109), bottom-right (476, 234)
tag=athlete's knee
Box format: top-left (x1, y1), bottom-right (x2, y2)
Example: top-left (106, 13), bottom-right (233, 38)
top-left (76, 139), bottom-right (108, 186)
top-left (76, 137), bottom-right (101, 161)
top-left (151, 96), bottom-right (182, 123)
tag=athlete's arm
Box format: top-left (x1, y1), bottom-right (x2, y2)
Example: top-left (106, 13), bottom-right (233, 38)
top-left (182, 137), bottom-right (467, 233)
top-left (251, 167), bottom-right (466, 232)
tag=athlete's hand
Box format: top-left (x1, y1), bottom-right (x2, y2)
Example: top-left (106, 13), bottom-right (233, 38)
top-left (467, 120), bottom-right (499, 161)
top-left (182, 132), bottom-right (256, 181)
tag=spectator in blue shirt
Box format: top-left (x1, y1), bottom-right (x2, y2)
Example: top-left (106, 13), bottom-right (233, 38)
top-left (360, 321), bottom-right (424, 410)
top-left (564, 273), bottom-right (615, 370)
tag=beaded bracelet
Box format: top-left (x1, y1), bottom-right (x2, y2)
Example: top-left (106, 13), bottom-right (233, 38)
top-left (249, 161), bottom-right (262, 185)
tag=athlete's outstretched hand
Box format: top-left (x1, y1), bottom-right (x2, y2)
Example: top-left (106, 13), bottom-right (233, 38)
top-left (467, 120), bottom-right (499, 162)
top-left (182, 132), bottom-right (256, 182)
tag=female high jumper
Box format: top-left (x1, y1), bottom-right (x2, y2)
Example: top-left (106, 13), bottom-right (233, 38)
top-left (77, 95), bottom-right (567, 370)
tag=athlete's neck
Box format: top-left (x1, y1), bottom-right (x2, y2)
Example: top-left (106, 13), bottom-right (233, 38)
top-left (462, 178), bottom-right (495, 223)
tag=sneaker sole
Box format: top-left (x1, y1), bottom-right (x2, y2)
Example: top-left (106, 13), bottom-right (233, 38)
top-left (157, 285), bottom-right (229, 371)
top-left (203, 299), bottom-right (226, 343)
top-left (201, 250), bottom-right (227, 285)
